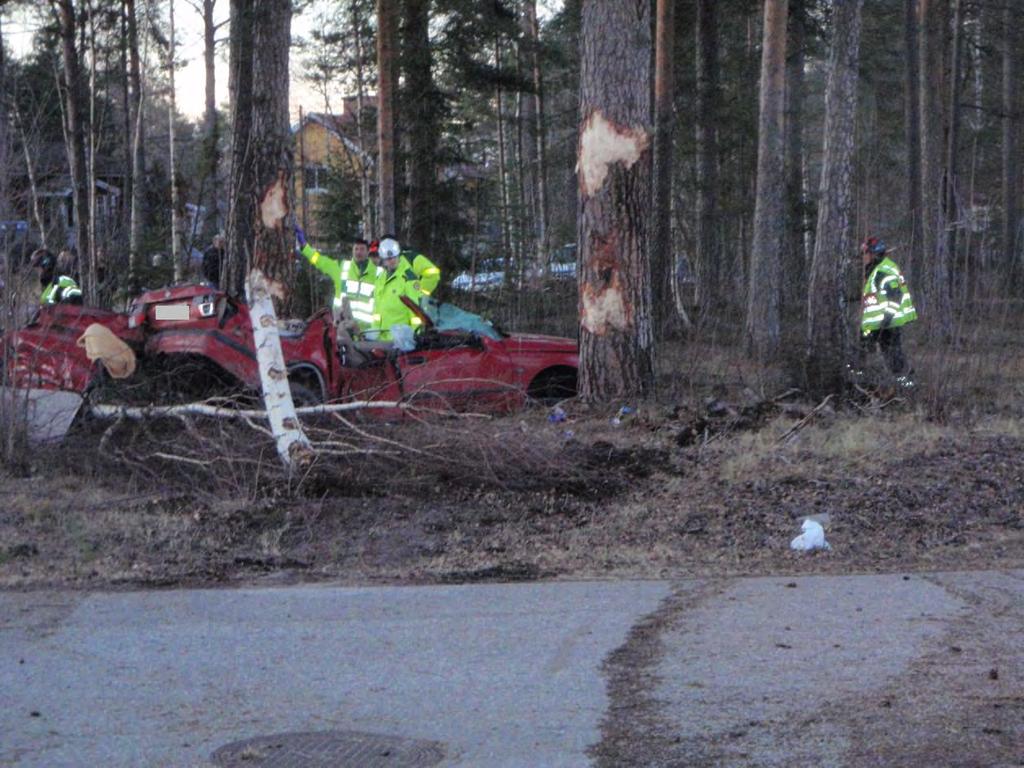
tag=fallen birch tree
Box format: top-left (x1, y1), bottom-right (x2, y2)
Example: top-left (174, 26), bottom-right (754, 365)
top-left (246, 174), bottom-right (313, 469)
top-left (88, 400), bottom-right (407, 420)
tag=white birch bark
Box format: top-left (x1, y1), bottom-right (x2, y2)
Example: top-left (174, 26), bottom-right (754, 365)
top-left (241, 174), bottom-right (313, 468)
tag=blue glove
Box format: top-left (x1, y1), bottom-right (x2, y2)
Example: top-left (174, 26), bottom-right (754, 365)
top-left (294, 225), bottom-right (307, 248)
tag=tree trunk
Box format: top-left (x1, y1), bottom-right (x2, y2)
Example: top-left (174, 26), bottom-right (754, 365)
top-left (919, 0), bottom-right (950, 337)
top-left (402, 0), bottom-right (435, 254)
top-left (946, 0), bottom-right (963, 270)
top-left (1003, 4), bottom-right (1019, 287)
top-left (120, 0), bottom-right (132, 253)
top-left (0, 15), bottom-right (11, 222)
top-left (12, 106), bottom-right (47, 247)
top-left (495, 35), bottom-right (512, 272)
top-left (203, 0), bottom-right (220, 240)
top-left (249, 0), bottom-right (296, 305)
top-left (53, 0), bottom-right (91, 277)
top-left (377, 0), bottom-right (397, 235)
top-left (577, 0), bottom-right (654, 401)
top-left (126, 0), bottom-right (146, 286)
top-left (352, 0), bottom-right (374, 235)
top-left (86, 6), bottom-right (99, 304)
top-left (903, 0), bottom-right (922, 281)
top-left (651, 0), bottom-right (675, 330)
top-left (248, 176), bottom-right (313, 468)
top-left (746, 0), bottom-right (789, 361)
top-left (522, 0), bottom-right (549, 280)
top-left (168, 0), bottom-right (183, 282)
top-left (783, 0), bottom-right (806, 325)
top-left (244, 0), bottom-right (311, 468)
top-left (518, 2), bottom-right (537, 273)
top-left (806, 0), bottom-right (863, 396)
top-left (227, 0), bottom-right (255, 294)
top-left (695, 0), bottom-right (719, 314)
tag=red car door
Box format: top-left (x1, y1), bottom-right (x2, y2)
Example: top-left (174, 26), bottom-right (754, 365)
top-left (394, 332), bottom-right (523, 413)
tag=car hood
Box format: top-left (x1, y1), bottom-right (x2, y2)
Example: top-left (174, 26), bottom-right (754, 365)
top-left (500, 333), bottom-right (578, 354)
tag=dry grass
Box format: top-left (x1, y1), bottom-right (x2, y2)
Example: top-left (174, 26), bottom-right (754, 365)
top-left (4, 295), bottom-right (1024, 587)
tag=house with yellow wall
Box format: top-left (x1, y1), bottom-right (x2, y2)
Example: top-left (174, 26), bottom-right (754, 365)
top-left (293, 97), bottom-right (376, 241)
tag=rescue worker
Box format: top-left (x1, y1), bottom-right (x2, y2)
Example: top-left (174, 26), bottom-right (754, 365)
top-left (32, 248), bottom-right (83, 305)
top-left (858, 236), bottom-right (916, 388)
top-left (294, 227), bottom-right (381, 332)
top-left (370, 236), bottom-right (441, 340)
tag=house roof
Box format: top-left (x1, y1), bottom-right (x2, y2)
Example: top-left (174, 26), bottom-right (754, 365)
top-left (295, 96), bottom-right (379, 163)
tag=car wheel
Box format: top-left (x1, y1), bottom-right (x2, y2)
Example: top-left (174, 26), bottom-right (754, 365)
top-left (527, 366), bottom-right (577, 404)
top-left (289, 382), bottom-right (322, 408)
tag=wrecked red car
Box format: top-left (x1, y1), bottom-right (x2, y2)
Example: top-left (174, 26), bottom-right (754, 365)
top-left (4, 284), bottom-right (578, 415)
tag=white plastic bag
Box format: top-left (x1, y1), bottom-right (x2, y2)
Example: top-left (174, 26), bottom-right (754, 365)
top-left (790, 519), bottom-right (831, 551)
top-left (390, 324), bottom-right (417, 352)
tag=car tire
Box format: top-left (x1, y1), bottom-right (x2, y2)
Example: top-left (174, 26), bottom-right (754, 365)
top-left (289, 382), bottom-right (322, 408)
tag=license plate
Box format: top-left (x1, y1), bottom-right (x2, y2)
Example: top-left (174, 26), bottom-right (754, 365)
top-left (154, 303), bottom-right (190, 320)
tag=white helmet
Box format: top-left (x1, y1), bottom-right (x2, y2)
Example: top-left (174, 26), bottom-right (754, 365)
top-left (379, 238), bottom-right (401, 260)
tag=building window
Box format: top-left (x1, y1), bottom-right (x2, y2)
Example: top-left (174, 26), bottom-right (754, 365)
top-left (304, 165), bottom-right (327, 194)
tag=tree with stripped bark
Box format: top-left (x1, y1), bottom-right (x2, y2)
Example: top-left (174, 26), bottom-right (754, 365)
top-left (577, 0), bottom-right (654, 401)
top-left (231, 0), bottom-right (312, 468)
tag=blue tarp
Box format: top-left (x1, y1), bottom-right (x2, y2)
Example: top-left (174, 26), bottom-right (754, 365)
top-left (420, 298), bottom-right (503, 340)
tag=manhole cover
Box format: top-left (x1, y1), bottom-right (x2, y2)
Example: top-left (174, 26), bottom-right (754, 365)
top-left (211, 730), bottom-right (446, 768)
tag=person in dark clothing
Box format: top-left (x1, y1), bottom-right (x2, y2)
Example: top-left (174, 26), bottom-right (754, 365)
top-left (202, 234), bottom-right (225, 287)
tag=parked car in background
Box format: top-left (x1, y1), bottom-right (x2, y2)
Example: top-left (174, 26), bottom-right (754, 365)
top-left (450, 259), bottom-right (506, 292)
top-left (450, 244), bottom-right (579, 292)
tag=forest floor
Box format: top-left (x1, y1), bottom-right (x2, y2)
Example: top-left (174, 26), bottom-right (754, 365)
top-left (3, 377), bottom-right (1023, 590)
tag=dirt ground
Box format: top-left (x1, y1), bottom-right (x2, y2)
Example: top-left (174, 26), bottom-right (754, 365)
top-left (3, 390), bottom-right (1023, 591)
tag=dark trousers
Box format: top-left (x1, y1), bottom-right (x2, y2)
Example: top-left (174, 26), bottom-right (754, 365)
top-left (861, 327), bottom-right (907, 376)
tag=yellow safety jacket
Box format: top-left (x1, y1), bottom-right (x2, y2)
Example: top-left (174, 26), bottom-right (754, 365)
top-left (371, 252), bottom-right (441, 340)
top-left (300, 244), bottom-right (381, 330)
top-left (40, 275), bottom-right (82, 305)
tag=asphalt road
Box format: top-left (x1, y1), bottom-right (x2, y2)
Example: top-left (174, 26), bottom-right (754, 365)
top-left (1, 571), bottom-right (1021, 767)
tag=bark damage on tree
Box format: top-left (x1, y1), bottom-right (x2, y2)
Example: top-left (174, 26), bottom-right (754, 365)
top-left (578, 109), bottom-right (649, 337)
top-left (576, 0), bottom-right (655, 403)
top-left (580, 231), bottom-right (630, 335)
top-left (246, 175), bottom-right (313, 469)
top-left (578, 110), bottom-right (650, 199)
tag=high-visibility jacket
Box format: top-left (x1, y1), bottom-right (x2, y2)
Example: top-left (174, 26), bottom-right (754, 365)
top-left (861, 256), bottom-right (917, 335)
top-left (369, 252), bottom-right (441, 340)
top-left (396, 252), bottom-right (441, 299)
top-left (300, 244), bottom-right (381, 329)
top-left (40, 275), bottom-right (82, 305)
top-left (372, 266), bottom-right (429, 340)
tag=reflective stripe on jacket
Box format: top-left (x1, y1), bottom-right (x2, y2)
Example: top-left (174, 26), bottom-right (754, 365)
top-left (339, 258), bottom-right (381, 326)
top-left (40, 275), bottom-right (82, 304)
top-left (862, 256), bottom-right (917, 334)
top-left (301, 244), bottom-right (380, 329)
top-left (397, 252), bottom-right (441, 298)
